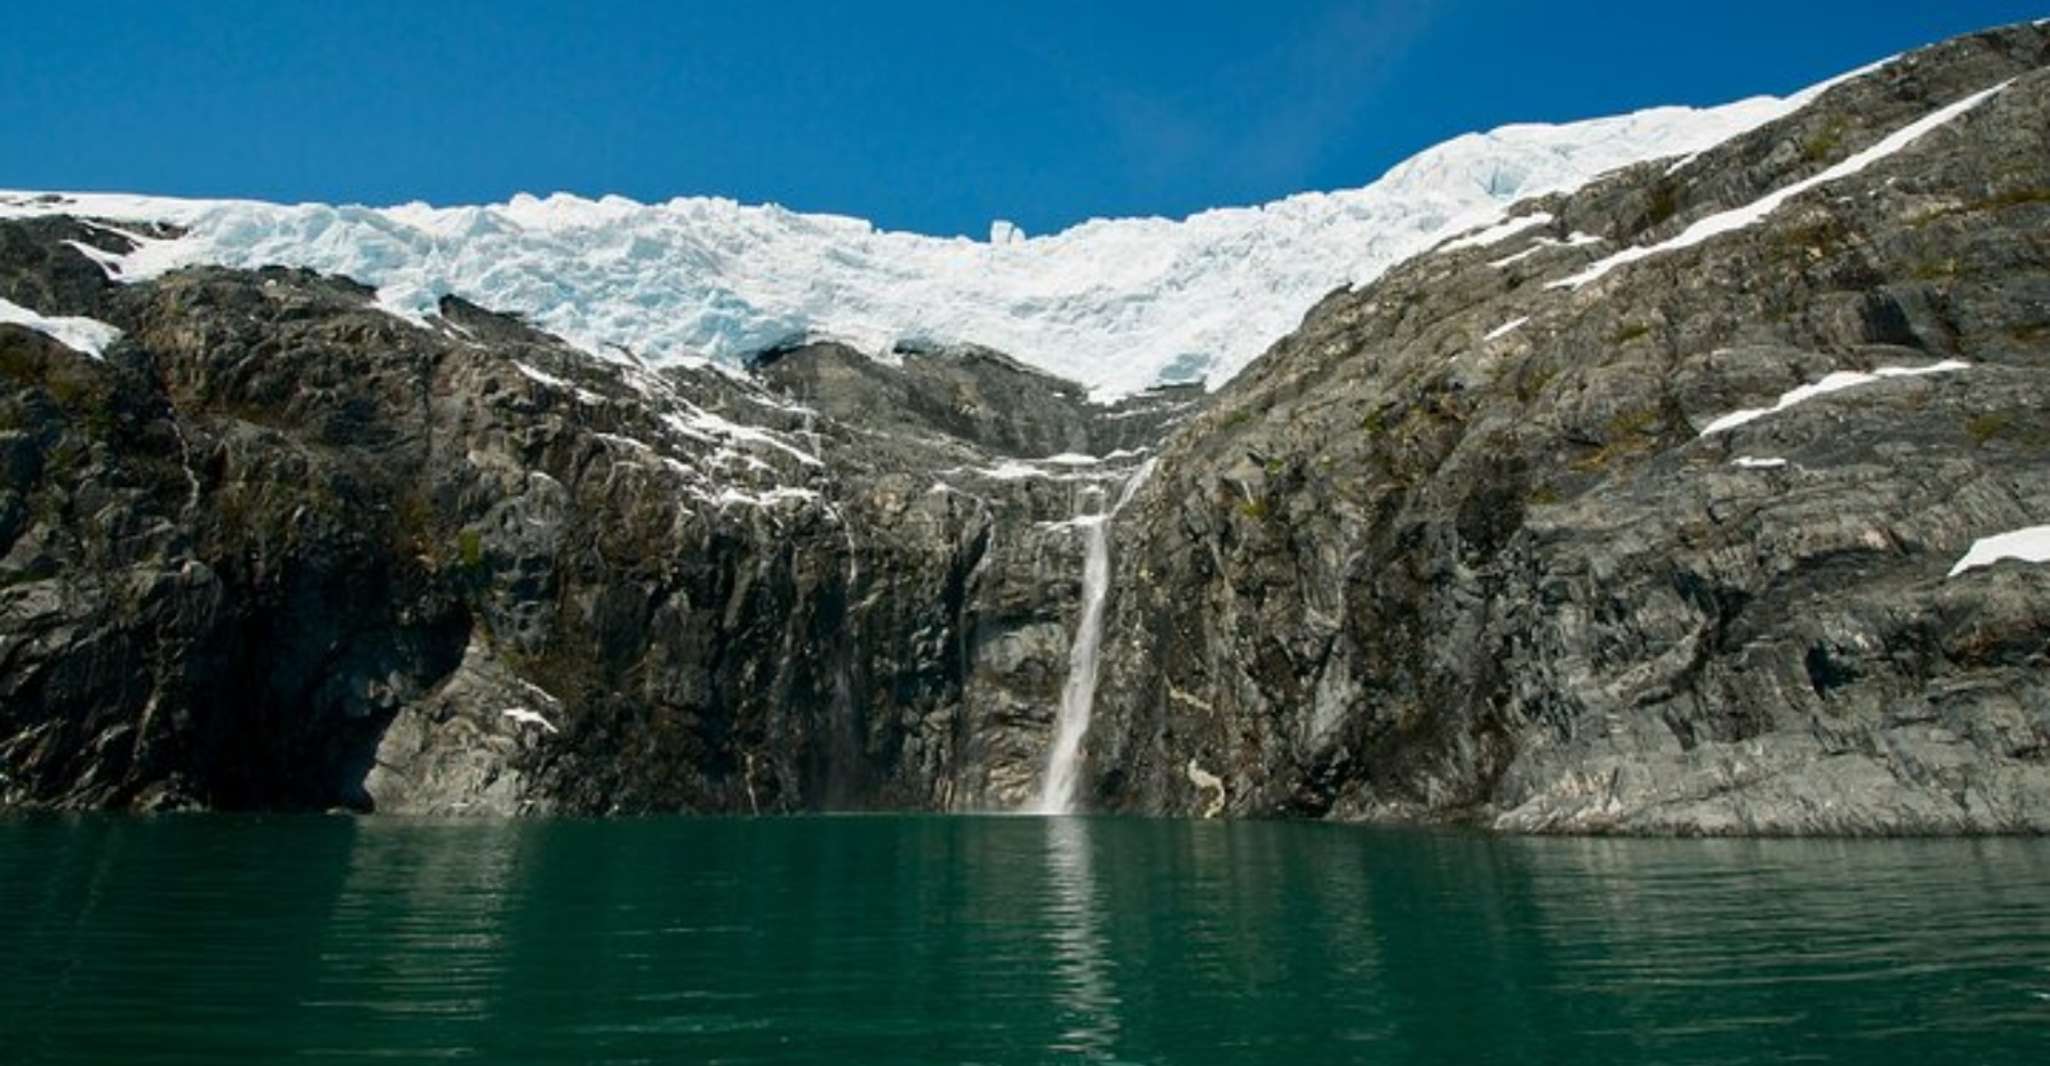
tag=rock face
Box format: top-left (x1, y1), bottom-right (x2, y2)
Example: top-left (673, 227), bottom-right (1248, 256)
top-left (0, 217), bottom-right (1191, 814)
top-left (4, 23), bottom-right (2049, 833)
top-left (1087, 23), bottom-right (2050, 833)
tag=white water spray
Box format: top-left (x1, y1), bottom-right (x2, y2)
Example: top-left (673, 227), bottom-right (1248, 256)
top-left (1035, 460), bottom-right (1155, 815)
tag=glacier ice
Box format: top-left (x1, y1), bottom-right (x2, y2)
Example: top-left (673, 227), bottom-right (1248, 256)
top-left (0, 67), bottom-right (1862, 399)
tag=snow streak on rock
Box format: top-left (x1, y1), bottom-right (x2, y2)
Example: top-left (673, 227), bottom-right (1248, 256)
top-left (1698, 361), bottom-right (1970, 436)
top-left (1551, 80), bottom-right (2012, 291)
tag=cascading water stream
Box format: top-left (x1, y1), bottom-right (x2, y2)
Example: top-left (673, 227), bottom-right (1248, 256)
top-left (1034, 511), bottom-right (1111, 815)
top-left (1034, 459), bottom-right (1155, 815)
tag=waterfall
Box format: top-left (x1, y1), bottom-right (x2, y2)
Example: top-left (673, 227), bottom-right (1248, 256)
top-left (1035, 459), bottom-right (1155, 815)
top-left (1035, 510), bottom-right (1111, 815)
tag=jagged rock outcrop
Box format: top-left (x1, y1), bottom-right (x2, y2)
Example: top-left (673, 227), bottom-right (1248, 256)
top-left (4, 22), bottom-right (2048, 834)
top-left (1086, 22), bottom-right (2050, 833)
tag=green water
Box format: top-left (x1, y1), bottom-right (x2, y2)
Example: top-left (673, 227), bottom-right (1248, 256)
top-left (2, 816), bottom-right (2047, 1064)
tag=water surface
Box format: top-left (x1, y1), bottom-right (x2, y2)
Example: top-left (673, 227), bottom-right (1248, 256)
top-left (2, 815), bottom-right (2046, 1063)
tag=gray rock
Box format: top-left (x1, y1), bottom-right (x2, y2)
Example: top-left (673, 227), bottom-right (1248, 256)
top-left (1084, 22), bottom-right (2050, 834)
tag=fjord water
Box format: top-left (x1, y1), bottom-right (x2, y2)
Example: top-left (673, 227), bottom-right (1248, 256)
top-left (2, 816), bottom-right (2046, 1064)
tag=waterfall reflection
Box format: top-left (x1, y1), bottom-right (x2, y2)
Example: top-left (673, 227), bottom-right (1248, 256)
top-left (303, 820), bottom-right (527, 1057)
top-left (1043, 816), bottom-right (1121, 1059)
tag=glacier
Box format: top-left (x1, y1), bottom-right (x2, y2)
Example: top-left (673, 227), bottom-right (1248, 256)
top-left (0, 67), bottom-right (1870, 399)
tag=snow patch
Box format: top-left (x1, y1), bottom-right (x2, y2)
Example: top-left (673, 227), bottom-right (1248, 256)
top-left (1437, 212), bottom-right (1553, 254)
top-left (1483, 316), bottom-right (1530, 342)
top-left (1731, 456), bottom-right (1788, 469)
top-left (509, 360), bottom-right (607, 405)
top-left (62, 240), bottom-right (127, 278)
top-left (1699, 360), bottom-right (1969, 436)
top-left (514, 678), bottom-right (563, 708)
top-left (1948, 525), bottom-right (2050, 578)
top-left (972, 460), bottom-right (1058, 482)
top-left (713, 486), bottom-right (820, 510)
top-left (660, 408), bottom-right (821, 468)
top-left (501, 707), bottom-right (559, 733)
top-left (0, 297), bottom-right (122, 358)
top-left (514, 362), bottom-right (570, 389)
top-left (592, 431), bottom-right (656, 454)
top-left (1487, 232), bottom-right (1603, 269)
top-left (1488, 244), bottom-right (1545, 269)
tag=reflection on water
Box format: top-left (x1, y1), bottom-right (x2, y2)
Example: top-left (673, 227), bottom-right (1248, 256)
top-left (1508, 836), bottom-right (2050, 1058)
top-left (1043, 817), bottom-right (1119, 1058)
top-left (303, 821), bottom-right (524, 1047)
top-left (1, 815), bottom-right (2047, 1064)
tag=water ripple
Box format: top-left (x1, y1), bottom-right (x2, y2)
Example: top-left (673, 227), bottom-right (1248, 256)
top-left (1, 816), bottom-right (2046, 1064)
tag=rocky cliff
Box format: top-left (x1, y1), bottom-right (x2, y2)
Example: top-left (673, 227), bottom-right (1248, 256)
top-left (0, 214), bottom-right (1192, 814)
top-left (3, 23), bottom-right (2048, 832)
top-left (1089, 22), bottom-right (2050, 833)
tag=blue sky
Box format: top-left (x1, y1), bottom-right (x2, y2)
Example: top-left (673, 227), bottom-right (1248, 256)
top-left (2, 1), bottom-right (2041, 237)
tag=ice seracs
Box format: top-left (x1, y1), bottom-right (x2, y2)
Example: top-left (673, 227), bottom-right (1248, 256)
top-left (0, 58), bottom-right (1869, 400)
